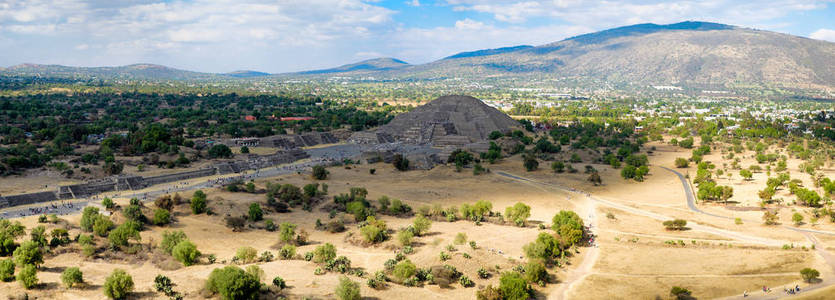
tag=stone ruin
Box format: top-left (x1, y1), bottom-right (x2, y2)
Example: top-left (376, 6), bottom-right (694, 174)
top-left (364, 95), bottom-right (520, 147)
top-left (222, 132), bottom-right (339, 150)
top-left (1, 149), bottom-right (311, 208)
top-left (349, 95), bottom-right (519, 169)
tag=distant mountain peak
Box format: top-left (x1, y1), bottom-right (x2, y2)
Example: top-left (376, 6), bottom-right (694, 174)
top-left (564, 21), bottom-right (735, 45)
top-left (225, 70), bottom-right (271, 78)
top-left (444, 45), bottom-right (534, 60)
top-left (298, 57), bottom-right (410, 75)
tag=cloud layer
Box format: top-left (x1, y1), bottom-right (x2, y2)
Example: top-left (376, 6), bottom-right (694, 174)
top-left (0, 0), bottom-right (832, 72)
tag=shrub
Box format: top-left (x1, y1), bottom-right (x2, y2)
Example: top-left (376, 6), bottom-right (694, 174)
top-left (360, 216), bottom-right (387, 244)
top-left (335, 276), bottom-right (361, 300)
top-left (172, 240), bottom-right (201, 266)
top-left (675, 157), bottom-right (689, 168)
top-left (160, 230), bottom-right (188, 254)
top-left (0, 259), bottom-right (14, 282)
top-left (454, 232), bottom-right (467, 245)
top-left (792, 213), bottom-right (804, 225)
top-left (103, 269), bottom-right (134, 299)
top-left (477, 285), bottom-right (503, 300)
top-left (439, 251), bottom-right (450, 261)
top-left (312, 165), bottom-right (329, 180)
top-left (279, 244), bottom-right (296, 259)
top-left (154, 274), bottom-right (174, 295)
top-left (248, 203), bottom-right (263, 222)
top-left (459, 275), bottom-right (474, 287)
top-left (13, 241), bottom-right (43, 267)
top-left (235, 246), bottom-right (258, 264)
top-left (393, 259), bottom-right (417, 281)
top-left (524, 260), bottom-right (547, 284)
top-left (504, 202), bottom-right (531, 226)
top-left (208, 144), bottom-right (232, 158)
top-left (397, 230), bottom-right (414, 247)
top-left (264, 220), bottom-right (276, 232)
top-left (670, 286), bottom-right (692, 299)
top-left (80, 206), bottom-right (100, 232)
top-left (662, 219), bottom-right (688, 230)
top-left (800, 268), bottom-right (820, 283)
top-left (153, 209), bottom-right (171, 226)
top-left (523, 154), bottom-right (538, 171)
top-left (552, 210), bottom-right (584, 246)
top-left (205, 265), bottom-right (260, 300)
top-left (392, 154), bottom-right (409, 171)
top-left (154, 195), bottom-right (174, 211)
top-left (190, 190), bottom-right (207, 214)
top-left (763, 211), bottom-right (779, 225)
top-left (478, 267), bottom-right (489, 279)
top-left (412, 214), bottom-right (431, 236)
top-left (260, 251), bottom-right (274, 262)
top-left (313, 243), bottom-right (337, 263)
top-left (272, 276), bottom-right (286, 289)
top-left (93, 215), bottom-right (114, 237)
top-left (499, 271), bottom-right (531, 300)
top-left (523, 232), bottom-right (560, 261)
top-left (245, 265), bottom-right (264, 282)
top-left (279, 222), bottom-right (297, 244)
top-left (18, 264), bottom-right (37, 289)
top-left (61, 267), bottom-right (83, 288)
top-left (102, 197), bottom-right (115, 209)
top-left (108, 221), bottom-right (141, 247)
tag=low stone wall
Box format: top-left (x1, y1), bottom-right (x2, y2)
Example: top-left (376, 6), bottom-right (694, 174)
top-left (0, 191), bottom-right (58, 208)
top-left (3, 149), bottom-right (313, 209)
top-left (143, 168), bottom-right (217, 186)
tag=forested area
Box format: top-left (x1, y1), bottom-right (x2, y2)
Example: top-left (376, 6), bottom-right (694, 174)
top-left (0, 92), bottom-right (395, 175)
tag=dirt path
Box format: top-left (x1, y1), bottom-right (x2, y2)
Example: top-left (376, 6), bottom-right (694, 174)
top-left (662, 167), bottom-right (835, 300)
top-left (493, 170), bottom-right (827, 300)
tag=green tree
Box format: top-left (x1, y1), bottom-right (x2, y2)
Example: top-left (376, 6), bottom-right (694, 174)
top-left (80, 206), bottom-right (100, 232)
top-left (412, 214), bottom-right (432, 236)
top-left (393, 154), bottom-right (410, 171)
top-left (248, 203), bottom-right (263, 222)
top-left (674, 157), bottom-right (689, 168)
top-left (172, 240), bottom-right (201, 266)
top-left (61, 267), bottom-right (84, 288)
top-left (206, 266), bottom-right (261, 300)
top-left (153, 208), bottom-right (171, 226)
top-left (17, 264), bottom-right (37, 289)
top-left (93, 215), bottom-right (114, 237)
top-left (504, 202), bottom-right (531, 226)
top-left (740, 169), bottom-right (753, 180)
top-left (792, 213), bottom-right (804, 226)
top-left (279, 222), bottom-right (297, 244)
top-left (160, 230), bottom-right (188, 254)
top-left (524, 260), bottom-right (547, 284)
top-left (312, 165), bottom-right (329, 180)
top-left (499, 271), bottom-right (531, 300)
top-left (800, 268), bottom-right (820, 283)
top-left (103, 269), bottom-right (134, 299)
top-left (208, 144), bottom-right (233, 158)
top-left (523, 154), bottom-right (538, 171)
top-left (523, 232), bottom-right (560, 261)
top-left (335, 276), bottom-right (361, 300)
top-left (191, 190), bottom-right (207, 214)
top-left (235, 246), bottom-right (258, 263)
top-left (13, 241), bottom-right (43, 267)
top-left (552, 210), bottom-right (584, 246)
top-left (108, 221), bottom-right (141, 248)
top-left (397, 230), bottom-right (414, 247)
top-left (240, 146), bottom-right (250, 154)
top-left (0, 259), bottom-right (14, 282)
top-left (313, 243), bottom-right (337, 263)
top-left (393, 259), bottom-right (417, 281)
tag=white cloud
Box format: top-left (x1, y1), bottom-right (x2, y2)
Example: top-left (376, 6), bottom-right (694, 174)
top-left (407, 0), bottom-right (421, 7)
top-left (447, 0), bottom-right (829, 29)
top-left (810, 28), bottom-right (835, 42)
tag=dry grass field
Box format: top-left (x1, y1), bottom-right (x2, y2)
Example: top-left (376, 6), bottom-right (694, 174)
top-left (0, 138), bottom-right (833, 299)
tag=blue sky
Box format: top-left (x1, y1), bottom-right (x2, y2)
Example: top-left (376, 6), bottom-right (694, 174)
top-left (0, 0), bottom-right (833, 73)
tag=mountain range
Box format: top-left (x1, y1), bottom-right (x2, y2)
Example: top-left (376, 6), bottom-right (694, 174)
top-left (3, 21), bottom-right (834, 90)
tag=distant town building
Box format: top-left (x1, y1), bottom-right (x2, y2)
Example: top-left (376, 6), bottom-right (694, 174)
top-left (244, 115), bottom-right (257, 121)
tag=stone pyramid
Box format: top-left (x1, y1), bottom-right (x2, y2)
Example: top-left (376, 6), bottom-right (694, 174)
top-left (377, 95), bottom-right (519, 145)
